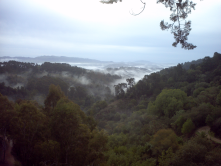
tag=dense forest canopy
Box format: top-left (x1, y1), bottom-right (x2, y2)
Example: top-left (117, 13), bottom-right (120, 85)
top-left (1, 52), bottom-right (221, 166)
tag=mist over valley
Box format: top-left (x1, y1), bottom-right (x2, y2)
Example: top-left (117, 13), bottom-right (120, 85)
top-left (0, 56), bottom-right (177, 109)
top-left (0, 55), bottom-right (176, 83)
top-left (1, 53), bottom-right (221, 166)
top-left (1, 0), bottom-right (221, 165)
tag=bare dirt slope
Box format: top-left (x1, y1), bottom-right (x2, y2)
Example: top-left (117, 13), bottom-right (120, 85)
top-left (197, 126), bottom-right (221, 144)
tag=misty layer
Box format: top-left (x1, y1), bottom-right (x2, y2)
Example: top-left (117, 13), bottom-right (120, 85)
top-left (0, 61), bottom-right (122, 109)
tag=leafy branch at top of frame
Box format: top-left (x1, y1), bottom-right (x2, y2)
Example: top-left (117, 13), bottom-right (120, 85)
top-left (158, 0), bottom-right (198, 50)
top-left (101, 0), bottom-right (202, 50)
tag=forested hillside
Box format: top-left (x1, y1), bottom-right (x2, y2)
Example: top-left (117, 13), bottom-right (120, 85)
top-left (1, 52), bottom-right (221, 166)
top-left (0, 61), bottom-right (121, 110)
top-left (86, 52), bottom-right (221, 165)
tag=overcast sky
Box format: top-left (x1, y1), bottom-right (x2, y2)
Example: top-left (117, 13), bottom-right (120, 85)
top-left (0, 0), bottom-right (220, 63)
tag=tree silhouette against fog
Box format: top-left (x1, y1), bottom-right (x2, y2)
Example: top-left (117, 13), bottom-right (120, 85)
top-left (101, 0), bottom-right (202, 50)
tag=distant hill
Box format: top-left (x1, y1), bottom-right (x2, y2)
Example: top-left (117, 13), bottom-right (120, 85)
top-left (180, 53), bottom-right (221, 70)
top-left (0, 56), bottom-right (113, 64)
top-left (181, 58), bottom-right (204, 70)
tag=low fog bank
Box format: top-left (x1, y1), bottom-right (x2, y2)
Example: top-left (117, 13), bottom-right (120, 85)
top-left (0, 56), bottom-right (176, 72)
top-left (0, 59), bottom-right (176, 106)
top-left (0, 61), bottom-right (121, 107)
top-left (0, 60), bottom-right (175, 87)
top-left (1, 58), bottom-right (176, 84)
top-left (83, 61), bottom-right (175, 84)
top-left (72, 61), bottom-right (176, 94)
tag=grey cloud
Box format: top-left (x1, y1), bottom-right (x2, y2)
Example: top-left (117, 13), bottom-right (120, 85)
top-left (0, 0), bottom-right (221, 64)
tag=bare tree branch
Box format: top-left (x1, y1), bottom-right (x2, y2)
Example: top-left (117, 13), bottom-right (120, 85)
top-left (100, 0), bottom-right (121, 4)
top-left (159, 0), bottom-right (197, 50)
top-left (101, 0), bottom-right (201, 50)
top-left (130, 0), bottom-right (146, 16)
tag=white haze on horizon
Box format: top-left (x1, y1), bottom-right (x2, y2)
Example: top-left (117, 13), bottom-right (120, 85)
top-left (0, 58), bottom-right (176, 96)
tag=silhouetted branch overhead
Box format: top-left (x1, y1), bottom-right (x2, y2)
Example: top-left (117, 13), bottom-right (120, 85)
top-left (100, 0), bottom-right (121, 4)
top-left (101, 0), bottom-right (202, 50)
top-left (158, 0), bottom-right (197, 50)
top-left (129, 0), bottom-right (146, 16)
